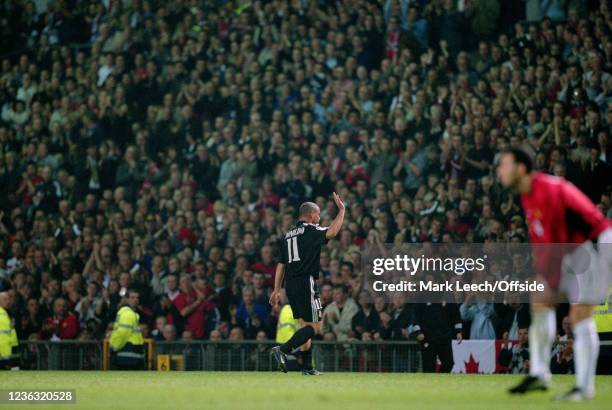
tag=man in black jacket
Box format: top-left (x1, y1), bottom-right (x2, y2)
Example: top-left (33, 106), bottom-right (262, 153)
top-left (351, 291), bottom-right (380, 340)
top-left (496, 302), bottom-right (531, 340)
top-left (411, 299), bottom-right (463, 373)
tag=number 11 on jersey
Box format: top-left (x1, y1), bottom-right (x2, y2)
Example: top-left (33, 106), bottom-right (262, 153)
top-left (286, 237), bottom-right (301, 263)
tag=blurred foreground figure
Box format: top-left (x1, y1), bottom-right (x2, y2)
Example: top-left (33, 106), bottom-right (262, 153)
top-left (498, 148), bottom-right (612, 401)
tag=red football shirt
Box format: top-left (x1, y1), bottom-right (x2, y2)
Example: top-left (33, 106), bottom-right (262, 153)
top-left (520, 172), bottom-right (611, 285)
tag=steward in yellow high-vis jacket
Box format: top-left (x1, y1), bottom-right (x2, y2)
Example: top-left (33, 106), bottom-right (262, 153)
top-left (276, 304), bottom-right (299, 344)
top-left (594, 286), bottom-right (612, 334)
top-left (0, 292), bottom-right (19, 370)
top-left (274, 292), bottom-right (301, 371)
top-left (594, 286), bottom-right (612, 374)
top-left (110, 290), bottom-right (144, 370)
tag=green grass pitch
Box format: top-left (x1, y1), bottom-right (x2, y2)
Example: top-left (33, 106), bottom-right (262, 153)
top-left (2, 372), bottom-right (611, 410)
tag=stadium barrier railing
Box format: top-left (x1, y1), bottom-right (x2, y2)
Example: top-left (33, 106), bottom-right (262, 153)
top-left (14, 339), bottom-right (421, 371)
top-left (14, 340), bottom-right (612, 372)
top-left (15, 340), bottom-right (103, 370)
top-left (101, 338), bottom-right (155, 370)
top-left (150, 340), bottom-right (422, 372)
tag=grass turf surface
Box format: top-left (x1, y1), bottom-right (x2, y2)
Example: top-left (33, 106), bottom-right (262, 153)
top-left (1, 372), bottom-right (610, 410)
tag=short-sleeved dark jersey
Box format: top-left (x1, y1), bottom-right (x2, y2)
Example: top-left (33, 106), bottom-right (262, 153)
top-left (281, 220), bottom-right (328, 279)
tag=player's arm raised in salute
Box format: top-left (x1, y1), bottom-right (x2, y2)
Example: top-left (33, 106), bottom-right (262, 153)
top-left (325, 192), bottom-right (346, 239)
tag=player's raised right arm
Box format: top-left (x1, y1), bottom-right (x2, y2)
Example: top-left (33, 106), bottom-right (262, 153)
top-left (325, 192), bottom-right (346, 239)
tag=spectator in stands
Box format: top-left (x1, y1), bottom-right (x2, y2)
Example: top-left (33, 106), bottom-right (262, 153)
top-left (151, 316), bottom-right (167, 342)
top-left (389, 297), bottom-right (412, 340)
top-left (227, 327), bottom-right (245, 371)
top-left (165, 274), bottom-right (180, 303)
top-left (551, 317), bottom-right (575, 374)
top-left (322, 285), bottom-right (360, 342)
top-left (211, 272), bottom-right (232, 322)
top-left (320, 283), bottom-right (334, 309)
top-left (171, 275), bottom-right (209, 339)
top-left (250, 245), bottom-right (276, 288)
top-left (460, 291), bottom-right (496, 339)
top-left (43, 297), bottom-right (78, 340)
top-left (251, 272), bottom-right (268, 306)
top-left (249, 330), bottom-right (272, 371)
top-left (74, 281), bottom-right (103, 327)
top-left (17, 297), bottom-right (42, 339)
top-left (394, 138), bottom-right (427, 196)
top-left (498, 327), bottom-right (530, 374)
top-left (236, 285), bottom-right (269, 339)
top-left (496, 300), bottom-right (531, 340)
top-left (162, 324), bottom-right (177, 342)
top-left (351, 291), bottom-right (381, 340)
top-left (182, 330), bottom-right (194, 342)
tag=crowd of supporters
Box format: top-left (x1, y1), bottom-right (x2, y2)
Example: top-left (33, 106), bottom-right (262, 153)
top-left (0, 0), bottom-right (611, 352)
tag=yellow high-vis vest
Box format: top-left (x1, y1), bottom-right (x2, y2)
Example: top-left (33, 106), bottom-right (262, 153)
top-left (594, 287), bottom-right (612, 333)
top-left (110, 306), bottom-right (144, 351)
top-left (276, 304), bottom-right (299, 344)
top-left (0, 306), bottom-right (18, 358)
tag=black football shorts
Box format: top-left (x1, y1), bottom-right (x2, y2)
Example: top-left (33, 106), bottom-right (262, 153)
top-left (285, 274), bottom-right (322, 322)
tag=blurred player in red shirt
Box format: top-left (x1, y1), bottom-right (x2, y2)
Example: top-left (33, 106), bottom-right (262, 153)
top-left (497, 148), bottom-right (612, 401)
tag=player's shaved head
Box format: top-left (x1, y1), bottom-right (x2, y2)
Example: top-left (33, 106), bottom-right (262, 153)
top-left (299, 202), bottom-right (319, 217)
top-left (299, 202), bottom-right (321, 223)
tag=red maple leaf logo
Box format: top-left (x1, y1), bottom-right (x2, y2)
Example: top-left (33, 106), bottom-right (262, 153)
top-left (464, 354), bottom-right (480, 374)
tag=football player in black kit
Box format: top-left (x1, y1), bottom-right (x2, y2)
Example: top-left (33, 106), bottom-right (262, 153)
top-left (270, 192), bottom-right (345, 375)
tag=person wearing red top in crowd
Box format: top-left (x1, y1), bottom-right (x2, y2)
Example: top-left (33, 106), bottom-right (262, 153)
top-left (498, 148), bottom-right (612, 401)
top-left (250, 245), bottom-right (277, 288)
top-left (385, 17), bottom-right (400, 60)
top-left (444, 208), bottom-right (469, 237)
top-left (325, 144), bottom-right (344, 177)
top-left (344, 151), bottom-right (370, 188)
top-left (443, 134), bottom-right (467, 188)
top-left (43, 297), bottom-right (79, 340)
top-left (170, 275), bottom-right (214, 339)
top-left (17, 162), bottom-right (44, 206)
top-left (256, 178), bottom-right (281, 210)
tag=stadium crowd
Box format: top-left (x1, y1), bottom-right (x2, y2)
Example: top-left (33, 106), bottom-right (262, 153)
top-left (0, 0), bottom-right (610, 368)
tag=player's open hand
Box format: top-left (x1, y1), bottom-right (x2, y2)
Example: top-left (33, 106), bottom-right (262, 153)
top-left (332, 192), bottom-right (345, 211)
top-left (269, 289), bottom-right (279, 307)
